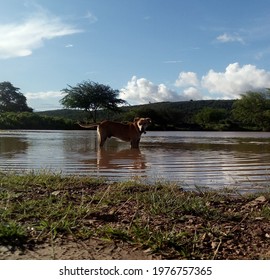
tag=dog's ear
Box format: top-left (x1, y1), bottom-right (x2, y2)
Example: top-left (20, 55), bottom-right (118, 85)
top-left (134, 117), bottom-right (140, 122)
top-left (146, 118), bottom-right (152, 122)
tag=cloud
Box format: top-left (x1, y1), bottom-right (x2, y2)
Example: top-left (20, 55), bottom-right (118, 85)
top-left (175, 71), bottom-right (199, 87)
top-left (174, 63), bottom-right (270, 100)
top-left (163, 60), bottom-right (182, 64)
top-left (25, 91), bottom-right (63, 111)
top-left (216, 33), bottom-right (245, 44)
top-left (84, 11), bottom-right (98, 23)
top-left (121, 63), bottom-right (270, 105)
top-left (201, 63), bottom-right (270, 98)
top-left (182, 87), bottom-right (203, 100)
top-left (25, 91), bottom-right (63, 100)
top-left (120, 76), bottom-right (180, 104)
top-left (24, 63), bottom-right (270, 110)
top-left (0, 11), bottom-right (82, 59)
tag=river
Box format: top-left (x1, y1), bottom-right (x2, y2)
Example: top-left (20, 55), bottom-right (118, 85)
top-left (1, 130), bottom-right (270, 192)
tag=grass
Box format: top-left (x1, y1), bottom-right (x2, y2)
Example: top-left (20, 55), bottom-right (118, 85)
top-left (0, 171), bottom-right (270, 259)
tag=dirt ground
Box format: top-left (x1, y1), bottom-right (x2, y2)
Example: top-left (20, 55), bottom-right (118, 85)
top-left (1, 174), bottom-right (270, 260)
top-left (0, 238), bottom-right (160, 260)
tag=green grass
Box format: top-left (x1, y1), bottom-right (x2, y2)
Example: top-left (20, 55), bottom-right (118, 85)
top-left (1, 171), bottom-right (270, 259)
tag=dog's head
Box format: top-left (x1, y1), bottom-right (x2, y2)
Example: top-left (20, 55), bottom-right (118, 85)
top-left (134, 117), bottom-right (152, 134)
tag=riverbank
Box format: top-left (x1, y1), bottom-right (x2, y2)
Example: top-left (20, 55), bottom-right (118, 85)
top-left (0, 172), bottom-right (269, 260)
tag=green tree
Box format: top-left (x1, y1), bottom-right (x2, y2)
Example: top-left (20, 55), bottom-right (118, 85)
top-left (0, 81), bottom-right (33, 112)
top-left (60, 80), bottom-right (126, 122)
top-left (194, 107), bottom-right (229, 130)
top-left (232, 91), bottom-right (270, 131)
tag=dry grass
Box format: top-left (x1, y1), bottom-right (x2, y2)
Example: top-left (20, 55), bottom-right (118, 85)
top-left (1, 172), bottom-right (270, 259)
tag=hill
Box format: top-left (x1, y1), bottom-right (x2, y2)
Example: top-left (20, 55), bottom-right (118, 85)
top-left (38, 99), bottom-right (235, 131)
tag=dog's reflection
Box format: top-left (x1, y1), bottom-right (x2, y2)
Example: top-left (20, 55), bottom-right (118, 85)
top-left (96, 147), bottom-right (147, 170)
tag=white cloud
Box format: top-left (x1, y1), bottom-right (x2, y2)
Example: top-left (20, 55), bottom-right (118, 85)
top-left (175, 71), bottom-right (199, 87)
top-left (25, 91), bottom-right (63, 100)
top-left (216, 33), bottom-right (245, 44)
top-left (182, 87), bottom-right (203, 100)
top-left (120, 76), bottom-right (180, 104)
top-left (0, 12), bottom-right (82, 59)
top-left (84, 11), bottom-right (98, 23)
top-left (163, 60), bottom-right (182, 64)
top-left (24, 63), bottom-right (270, 110)
top-left (25, 91), bottom-right (63, 111)
top-left (201, 63), bottom-right (270, 98)
top-left (174, 63), bottom-right (270, 100)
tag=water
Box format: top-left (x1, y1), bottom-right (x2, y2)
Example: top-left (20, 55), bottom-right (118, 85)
top-left (1, 130), bottom-right (270, 192)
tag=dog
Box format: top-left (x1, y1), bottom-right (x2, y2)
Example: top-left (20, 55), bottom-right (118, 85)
top-left (78, 117), bottom-right (151, 148)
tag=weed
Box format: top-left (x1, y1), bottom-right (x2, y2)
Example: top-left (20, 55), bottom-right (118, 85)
top-left (260, 205), bottom-right (270, 219)
top-left (0, 221), bottom-right (27, 246)
top-left (1, 171), bottom-right (270, 259)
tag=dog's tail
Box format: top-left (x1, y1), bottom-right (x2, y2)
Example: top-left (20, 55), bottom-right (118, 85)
top-left (77, 121), bottom-right (99, 129)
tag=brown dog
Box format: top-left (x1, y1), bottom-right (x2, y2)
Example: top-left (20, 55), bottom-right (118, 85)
top-left (78, 117), bottom-right (151, 148)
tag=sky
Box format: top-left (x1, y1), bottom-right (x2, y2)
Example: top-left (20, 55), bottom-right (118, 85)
top-left (1, 0), bottom-right (270, 111)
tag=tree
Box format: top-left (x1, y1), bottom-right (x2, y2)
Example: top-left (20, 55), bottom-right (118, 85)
top-left (60, 80), bottom-right (126, 122)
top-left (0, 81), bottom-right (33, 113)
top-left (232, 90), bottom-right (270, 131)
top-left (194, 107), bottom-right (229, 130)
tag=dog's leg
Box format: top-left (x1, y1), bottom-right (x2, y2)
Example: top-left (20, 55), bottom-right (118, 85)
top-left (97, 127), bottom-right (107, 147)
top-left (131, 139), bottom-right (140, 149)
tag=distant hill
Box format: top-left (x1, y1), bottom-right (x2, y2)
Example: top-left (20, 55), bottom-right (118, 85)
top-left (36, 100), bottom-right (237, 131)
top-left (37, 109), bottom-right (89, 120)
top-left (2, 99), bottom-right (268, 131)
top-left (37, 99), bottom-right (235, 120)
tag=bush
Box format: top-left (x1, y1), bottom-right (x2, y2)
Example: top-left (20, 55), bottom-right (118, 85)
top-left (0, 112), bottom-right (76, 130)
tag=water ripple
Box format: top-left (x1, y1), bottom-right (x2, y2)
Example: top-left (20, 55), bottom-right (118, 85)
top-left (1, 130), bottom-right (270, 192)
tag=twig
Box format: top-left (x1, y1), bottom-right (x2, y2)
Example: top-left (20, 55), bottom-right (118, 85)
top-left (212, 238), bottom-right (222, 260)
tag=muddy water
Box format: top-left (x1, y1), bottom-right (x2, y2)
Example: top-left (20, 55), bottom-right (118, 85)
top-left (1, 130), bottom-right (270, 192)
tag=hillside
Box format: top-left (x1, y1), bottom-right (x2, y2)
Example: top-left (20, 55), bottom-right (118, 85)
top-left (38, 100), bottom-right (235, 119)
top-left (38, 99), bottom-right (236, 131)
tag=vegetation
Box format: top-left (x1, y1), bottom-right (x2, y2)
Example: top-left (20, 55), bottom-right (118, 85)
top-left (40, 99), bottom-right (236, 131)
top-left (0, 112), bottom-right (77, 130)
top-left (0, 172), bottom-right (269, 259)
top-left (3, 93), bottom-right (270, 131)
top-left (1, 78), bottom-right (270, 131)
top-left (60, 80), bottom-right (126, 122)
top-left (0, 82), bottom-right (32, 113)
top-left (40, 99), bottom-right (238, 131)
top-left (232, 90), bottom-right (270, 131)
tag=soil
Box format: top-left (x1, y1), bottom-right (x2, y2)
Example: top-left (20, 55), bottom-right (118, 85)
top-left (1, 194), bottom-right (270, 260)
top-left (1, 215), bottom-right (270, 260)
top-left (1, 176), bottom-right (270, 260)
top-left (0, 238), bottom-right (160, 260)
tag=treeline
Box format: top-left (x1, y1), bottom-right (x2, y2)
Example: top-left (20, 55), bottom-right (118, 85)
top-left (1, 80), bottom-right (269, 131)
top-left (119, 99), bottom-right (235, 131)
top-left (38, 99), bottom-right (235, 131)
top-left (2, 92), bottom-right (270, 131)
top-left (115, 92), bottom-right (270, 131)
top-left (0, 112), bottom-right (76, 130)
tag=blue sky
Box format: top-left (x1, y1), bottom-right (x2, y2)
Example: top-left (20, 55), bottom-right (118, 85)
top-left (1, 0), bottom-right (270, 111)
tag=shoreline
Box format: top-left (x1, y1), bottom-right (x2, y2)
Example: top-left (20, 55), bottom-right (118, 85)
top-left (0, 172), bottom-right (269, 260)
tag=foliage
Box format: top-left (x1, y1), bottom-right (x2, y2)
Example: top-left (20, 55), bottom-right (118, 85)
top-left (117, 100), bottom-right (234, 131)
top-left (232, 91), bottom-right (270, 131)
top-left (2, 88), bottom-right (270, 131)
top-left (39, 99), bottom-right (236, 131)
top-left (1, 172), bottom-right (270, 259)
top-left (0, 112), bottom-right (76, 130)
top-left (0, 82), bottom-right (33, 113)
top-left (60, 80), bottom-right (126, 122)
top-left (38, 109), bottom-right (89, 120)
top-left (194, 107), bottom-right (230, 130)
